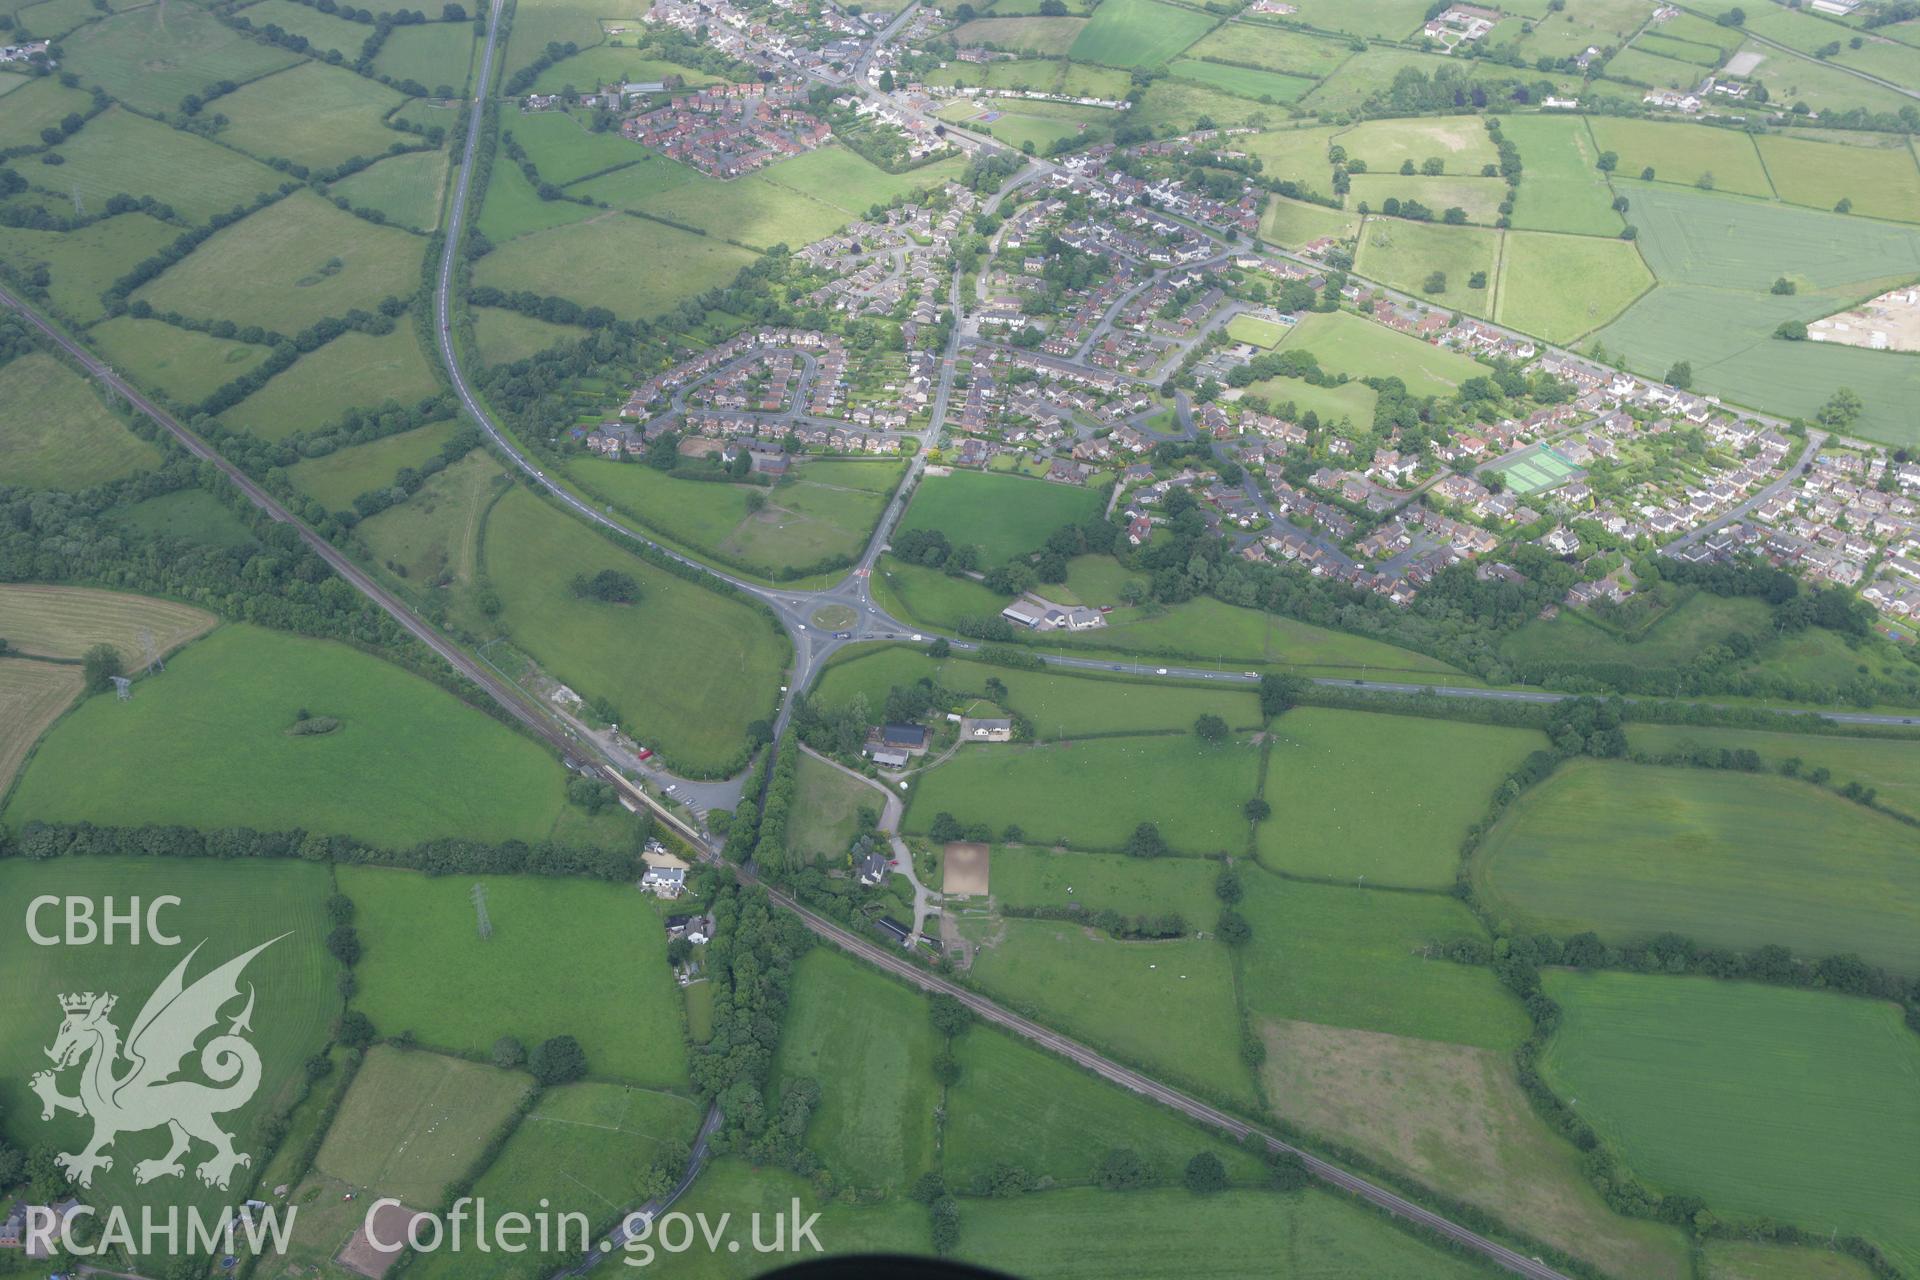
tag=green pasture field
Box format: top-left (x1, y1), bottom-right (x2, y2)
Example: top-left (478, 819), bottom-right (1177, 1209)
top-left (0, 350), bottom-right (164, 488)
top-left (1644, 9), bottom-right (1746, 59)
top-left (1335, 116), bottom-right (1499, 174)
top-left (1282, 0), bottom-right (1425, 40)
top-left (1225, 313), bottom-right (1290, 347)
top-left (475, 138), bottom-right (601, 241)
top-left (1755, 132), bottom-right (1920, 223)
top-left (1185, 21), bottom-right (1354, 78)
top-left (501, 0), bottom-right (607, 76)
top-left (472, 212), bottom-right (757, 321)
top-left (987, 845), bottom-right (1221, 922)
top-left (1500, 112), bottom-right (1623, 236)
top-left (945, 1026), bottom-right (1265, 1189)
top-left (0, 582), bottom-right (214, 661)
top-left (1585, 117), bottom-right (1774, 199)
top-left (1830, 30), bottom-right (1920, 87)
top-left (287, 420), bottom-right (458, 510)
top-left (47, 106), bottom-right (287, 226)
top-left (1347, 173), bottom-right (1507, 224)
top-left (0, 73), bottom-right (91, 149)
top-left (87, 315), bottom-right (271, 405)
top-left (604, 162), bottom-right (854, 252)
top-left (1472, 758), bottom-right (1920, 973)
top-left (1243, 373), bottom-right (1377, 429)
top-left (896, 469), bottom-right (1107, 566)
top-left (314, 1046), bottom-right (529, 1208)
top-left (1239, 125), bottom-right (1339, 191)
top-left (1624, 723), bottom-right (1920, 819)
top-left (221, 326), bottom-right (441, 441)
top-left (787, 751), bottom-right (876, 864)
top-left (133, 191), bottom-right (425, 332)
top-left (216, 62), bottom-right (408, 169)
top-left (530, 45), bottom-right (724, 93)
top-left (1742, 42), bottom-right (1917, 117)
top-left (0, 858), bottom-right (337, 1251)
top-left (1510, 0), bottom-right (1647, 57)
top-left (1258, 709), bottom-right (1544, 889)
top-left (113, 487), bottom-right (258, 549)
top-left (355, 448), bottom-right (503, 595)
top-left (948, 15), bottom-right (1089, 55)
top-left (62, 3), bottom-right (301, 114)
top-left (772, 949), bottom-right (938, 1189)
top-left (1, 621), bottom-right (601, 847)
top-left (1540, 971), bottom-right (1920, 1272)
top-left (373, 21), bottom-right (476, 90)
top-left (957, 1183), bottom-right (1505, 1280)
top-left (753, 143), bottom-right (970, 216)
top-left (1606, 45), bottom-right (1721, 90)
top-left (809, 643), bottom-right (1261, 738)
top-left (1495, 229), bottom-right (1653, 344)
top-left (253, 1044), bottom-right (353, 1207)
top-left (340, 866), bottom-right (689, 1086)
top-left (0, 659), bottom-right (80, 795)
top-left (1354, 216), bottom-right (1501, 318)
top-left (1298, 47), bottom-right (1456, 114)
top-left (1261, 1017), bottom-right (1690, 1280)
top-left (1059, 0), bottom-right (1205, 68)
top-left (939, 99), bottom-right (1115, 154)
top-left (927, 55), bottom-right (1067, 89)
top-left (234, 0), bottom-right (370, 56)
top-left (475, 486), bottom-right (786, 774)
top-left (968, 918), bottom-right (1254, 1104)
top-left (1237, 872), bottom-right (1526, 1049)
top-left (511, 109), bottom-right (642, 185)
top-left (904, 733), bottom-right (1262, 852)
top-left (472, 305), bottom-right (586, 364)
top-left (1130, 76), bottom-right (1282, 132)
top-left (1166, 58), bottom-right (1314, 103)
top-left (564, 150), bottom-right (694, 208)
top-left (409, 1083), bottom-right (707, 1280)
top-left (657, 1161), bottom-right (927, 1280)
top-left (0, 213), bottom-right (177, 325)
top-left (1258, 194), bottom-right (1360, 247)
top-left (331, 147), bottom-right (450, 232)
top-left (1633, 30), bottom-right (1729, 67)
top-left (1276, 307), bottom-right (1484, 396)
top-left (1703, 1242), bottom-right (1879, 1280)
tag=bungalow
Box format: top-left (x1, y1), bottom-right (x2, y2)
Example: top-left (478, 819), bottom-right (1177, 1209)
top-left (960, 717), bottom-right (1013, 742)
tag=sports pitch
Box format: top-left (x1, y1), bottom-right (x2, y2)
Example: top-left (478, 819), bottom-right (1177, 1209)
top-left (1499, 446), bottom-right (1581, 494)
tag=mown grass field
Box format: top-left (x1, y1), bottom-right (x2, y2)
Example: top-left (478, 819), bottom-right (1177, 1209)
top-left (1225, 313), bottom-right (1290, 347)
top-left (0, 213), bottom-right (181, 324)
top-left (787, 751), bottom-right (876, 864)
top-left (331, 146), bottom-right (450, 232)
top-left (0, 351), bottom-right (165, 488)
top-left (475, 486), bottom-right (786, 774)
top-left (1237, 872), bottom-right (1527, 1049)
top-left (1472, 758), bottom-right (1920, 973)
top-left (47, 106), bottom-right (287, 226)
top-left (314, 1046), bottom-right (529, 1208)
top-left (3, 623), bottom-right (592, 848)
top-left (62, 3), bottom-right (301, 114)
top-left (0, 658), bottom-right (81, 797)
top-left (772, 949), bottom-right (938, 1189)
top-left (1261, 1018), bottom-right (1689, 1280)
top-left (472, 305), bottom-right (586, 364)
top-left (905, 733), bottom-right (1261, 852)
top-left (0, 582), bottom-right (215, 660)
top-left (473, 211), bottom-right (757, 321)
top-left (1354, 216), bottom-right (1501, 318)
top-left (87, 315), bottom-right (272, 405)
top-left (222, 326), bottom-right (442, 441)
top-left (341, 866), bottom-right (689, 1086)
top-left (1540, 971), bottom-right (1920, 1273)
top-left (1502, 112), bottom-right (1623, 236)
top-left (1495, 229), bottom-right (1653, 344)
top-left (287, 420), bottom-right (459, 510)
top-left (0, 857), bottom-right (337, 1248)
top-left (1276, 307), bottom-right (1484, 397)
top-left (1258, 709), bottom-right (1544, 889)
top-left (215, 61), bottom-right (408, 169)
top-left (134, 191), bottom-right (425, 333)
top-left (1624, 723), bottom-right (1920, 819)
top-left (1245, 372), bottom-right (1377, 428)
top-left (897, 469), bottom-right (1107, 566)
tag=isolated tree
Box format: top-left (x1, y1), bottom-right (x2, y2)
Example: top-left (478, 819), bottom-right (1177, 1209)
top-left (338, 1011), bottom-right (376, 1049)
top-left (1243, 797), bottom-right (1271, 822)
top-left (1194, 713), bottom-right (1229, 742)
top-left (1125, 822), bottom-right (1169, 859)
top-left (1770, 277), bottom-right (1797, 295)
top-left (1183, 1152), bottom-right (1228, 1193)
top-left (1258, 672), bottom-right (1303, 716)
top-left (325, 893), bottom-right (356, 926)
top-left (1268, 1149), bottom-right (1311, 1191)
top-left (1399, 158), bottom-right (1415, 175)
top-left (1775, 319), bottom-right (1808, 341)
top-left (910, 1172), bottom-right (946, 1204)
top-left (930, 994), bottom-right (973, 1037)
top-left (491, 1036), bottom-right (527, 1068)
top-left (1834, 196), bottom-right (1853, 214)
top-left (326, 925), bottom-right (362, 966)
top-left (1665, 360), bottom-right (1693, 389)
top-left (931, 1052), bottom-right (961, 1086)
top-left (1421, 157), bottom-right (1445, 176)
top-left (82, 643), bottom-right (123, 694)
top-left (1096, 1147), bottom-right (1151, 1189)
top-left (1215, 909), bottom-right (1252, 946)
top-left (1817, 387), bottom-right (1864, 429)
top-left (1215, 864), bottom-right (1244, 904)
top-left (1596, 150), bottom-right (1617, 172)
top-left (530, 1034), bottom-right (588, 1084)
top-left (1422, 270), bottom-right (1447, 294)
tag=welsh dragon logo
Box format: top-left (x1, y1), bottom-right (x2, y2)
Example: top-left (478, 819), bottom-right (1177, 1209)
top-left (31, 936), bottom-right (284, 1192)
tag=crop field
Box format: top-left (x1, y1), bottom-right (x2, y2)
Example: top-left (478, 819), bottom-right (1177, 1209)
top-left (410, 1083), bottom-right (706, 1280)
top-left (944, 1026), bottom-right (1264, 1188)
top-left (1472, 759), bottom-right (1920, 973)
top-left (3, 623), bottom-right (596, 848)
top-left (313, 1046), bottom-right (529, 1208)
top-left (1275, 308), bottom-right (1484, 397)
top-left (1336, 116), bottom-right (1499, 174)
top-left (1755, 132), bottom-right (1920, 224)
top-left (372, 21), bottom-right (476, 91)
top-left (1623, 723), bottom-right (1920, 819)
top-left (988, 845), bottom-right (1220, 923)
top-left (772, 950), bottom-right (938, 1189)
top-left (62, 3), bottom-right (302, 114)
top-left (1258, 194), bottom-right (1360, 247)
top-left (1261, 1018), bottom-right (1689, 1280)
top-left (87, 315), bottom-right (272, 405)
top-left (215, 62), bottom-right (409, 169)
top-left (1225, 313), bottom-right (1290, 347)
top-left (1585, 118), bottom-right (1774, 199)
top-left (1237, 873), bottom-right (1527, 1050)
top-left (1619, 181), bottom-right (1920, 292)
top-left (0, 351), bottom-right (165, 489)
top-left (476, 487), bottom-right (786, 774)
top-left (897, 469), bottom-right (1107, 566)
top-left (0, 582), bottom-right (215, 661)
top-left (473, 212), bottom-right (757, 321)
top-left (1257, 709), bottom-right (1544, 889)
top-left (1282, 0), bottom-right (1425, 39)
top-left (0, 659), bottom-right (81, 796)
top-left (967, 919), bottom-right (1254, 1104)
top-left (341, 866), bottom-right (689, 1085)
top-left (472, 305), bottom-right (586, 364)
top-left (0, 857), bottom-right (337, 1246)
top-left (47, 106), bottom-right (287, 226)
top-left (0, 214), bottom-right (179, 325)
top-left (1355, 217), bottom-right (1501, 318)
top-left (356, 448), bottom-right (503, 594)
top-left (1540, 972), bottom-right (1920, 1272)
top-left (1165, 58), bottom-right (1314, 103)
top-left (1346, 173), bottom-right (1507, 224)
top-left (133, 191), bottom-right (425, 333)
top-left (787, 751), bottom-right (875, 864)
top-left (331, 146), bottom-right (450, 232)
top-left (1495, 229), bottom-right (1653, 344)
top-left (287, 420), bottom-right (459, 510)
top-left (904, 733), bottom-right (1262, 852)
top-left (1184, 22), bottom-right (1354, 79)
top-left (1501, 112), bottom-right (1623, 236)
top-left (948, 15), bottom-right (1089, 55)
top-left (222, 327), bottom-right (442, 441)
top-left (0, 73), bottom-right (91, 149)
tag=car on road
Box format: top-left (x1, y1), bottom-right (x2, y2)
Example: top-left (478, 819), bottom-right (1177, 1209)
top-left (834, 631), bottom-right (851, 639)
top-left (1156, 668), bottom-right (1168, 675)
top-left (636, 748), bottom-right (653, 760)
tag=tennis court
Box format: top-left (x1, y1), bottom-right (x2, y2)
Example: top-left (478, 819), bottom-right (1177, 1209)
top-left (1500, 446), bottom-right (1580, 495)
